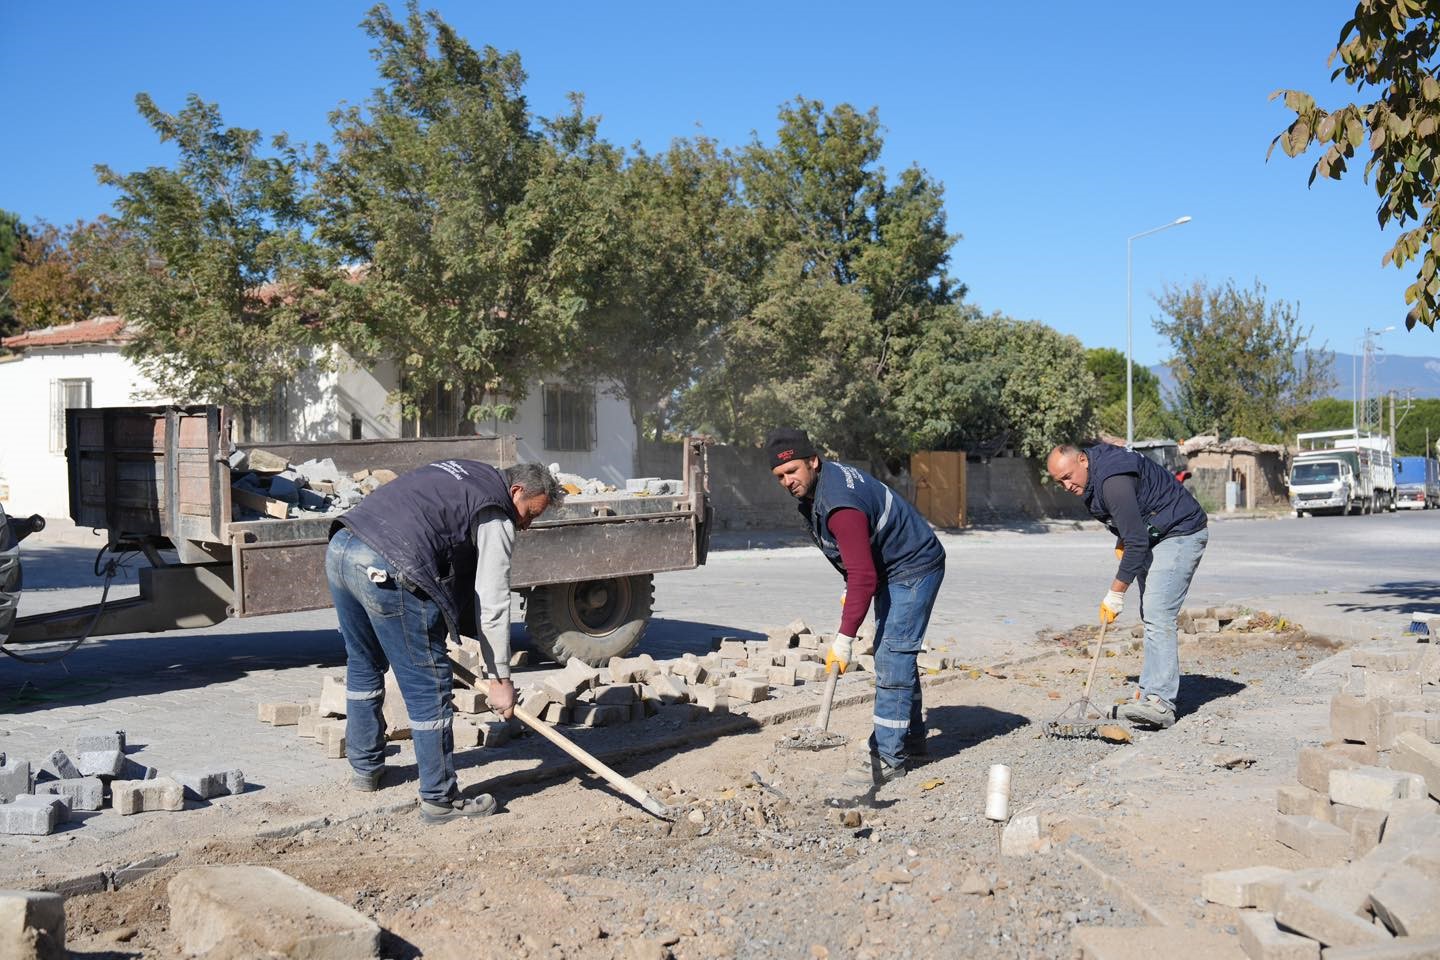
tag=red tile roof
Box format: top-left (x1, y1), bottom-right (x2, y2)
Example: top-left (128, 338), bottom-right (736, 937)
top-left (2, 317), bottom-right (131, 350)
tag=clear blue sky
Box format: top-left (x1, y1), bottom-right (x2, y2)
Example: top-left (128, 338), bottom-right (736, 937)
top-left (3, 1), bottom-right (1435, 366)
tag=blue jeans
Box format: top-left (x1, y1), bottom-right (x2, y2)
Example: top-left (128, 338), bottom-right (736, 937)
top-left (1136, 528), bottom-right (1209, 711)
top-left (325, 527), bottom-right (458, 804)
top-left (869, 566), bottom-right (945, 767)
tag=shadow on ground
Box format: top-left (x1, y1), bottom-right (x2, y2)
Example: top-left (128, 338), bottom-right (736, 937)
top-left (1330, 580), bottom-right (1440, 616)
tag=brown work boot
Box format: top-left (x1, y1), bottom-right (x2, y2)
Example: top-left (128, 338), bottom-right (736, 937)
top-left (419, 794), bottom-right (497, 824)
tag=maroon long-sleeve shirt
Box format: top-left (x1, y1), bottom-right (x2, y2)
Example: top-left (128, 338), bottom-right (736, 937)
top-left (829, 507), bottom-right (878, 636)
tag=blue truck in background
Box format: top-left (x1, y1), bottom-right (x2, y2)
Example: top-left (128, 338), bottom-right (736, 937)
top-left (1393, 456), bottom-right (1440, 510)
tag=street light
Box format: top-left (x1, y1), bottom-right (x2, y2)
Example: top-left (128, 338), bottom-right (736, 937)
top-left (1127, 215), bottom-right (1192, 448)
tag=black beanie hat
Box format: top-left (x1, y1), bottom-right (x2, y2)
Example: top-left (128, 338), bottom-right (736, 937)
top-left (765, 428), bottom-right (817, 470)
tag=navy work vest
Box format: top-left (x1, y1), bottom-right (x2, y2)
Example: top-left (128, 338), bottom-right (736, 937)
top-left (333, 459), bottom-right (518, 641)
top-left (801, 461), bottom-right (945, 584)
top-left (1082, 443), bottom-right (1207, 542)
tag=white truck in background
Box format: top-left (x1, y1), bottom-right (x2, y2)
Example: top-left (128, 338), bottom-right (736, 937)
top-left (1289, 429), bottom-right (1396, 517)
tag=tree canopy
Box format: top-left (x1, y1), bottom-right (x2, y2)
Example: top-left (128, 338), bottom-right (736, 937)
top-left (1270, 1), bottom-right (1440, 331)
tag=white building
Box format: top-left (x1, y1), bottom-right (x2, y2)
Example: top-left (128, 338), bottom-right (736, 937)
top-left (0, 317), bottom-right (638, 518)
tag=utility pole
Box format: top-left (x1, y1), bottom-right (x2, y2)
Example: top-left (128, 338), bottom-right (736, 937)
top-left (1390, 391), bottom-right (1397, 453)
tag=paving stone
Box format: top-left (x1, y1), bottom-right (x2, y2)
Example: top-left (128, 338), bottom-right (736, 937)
top-left (1350, 808), bottom-right (1389, 858)
top-left (1393, 712), bottom-right (1433, 742)
top-left (671, 659), bottom-right (707, 684)
top-left (258, 702), bottom-right (302, 726)
top-left (451, 722), bottom-right (481, 749)
top-left (1000, 814), bottom-right (1047, 856)
top-left (452, 689), bottom-right (487, 714)
top-left (1320, 937), bottom-right (1440, 959)
top-left (593, 685), bottom-right (637, 706)
top-left (1382, 797), bottom-right (1440, 843)
top-left (722, 677), bottom-right (770, 703)
top-left (1313, 860), bottom-right (1397, 915)
top-left (168, 865), bottom-right (380, 959)
top-left (544, 660), bottom-right (601, 701)
top-left (1368, 864), bottom-right (1440, 936)
top-left (74, 730), bottom-right (125, 754)
top-left (1299, 747), bottom-right (1363, 794)
top-left (0, 796), bottom-right (67, 835)
top-left (1202, 865), bottom-right (1294, 907)
top-left (538, 703), bottom-right (569, 725)
top-left (1332, 695), bottom-right (1371, 742)
top-left (1368, 673), bottom-right (1422, 700)
top-left (75, 750), bottom-right (124, 778)
top-left (315, 721), bottom-right (346, 759)
top-left (1280, 785), bottom-right (1333, 819)
top-left (318, 675), bottom-right (347, 718)
top-left (0, 889), bottom-right (65, 960)
top-left (117, 757), bottom-right (159, 781)
top-left (1072, 926), bottom-right (1247, 959)
top-left (33, 777), bottom-right (103, 811)
top-left (691, 687), bottom-right (728, 713)
top-left (1391, 733), bottom-right (1440, 800)
top-left (1275, 888), bottom-right (1393, 948)
top-left (1275, 814), bottom-right (1352, 861)
top-left (476, 720), bottom-right (510, 747)
top-left (0, 760), bottom-right (32, 802)
top-left (112, 777), bottom-right (185, 815)
top-left (795, 661), bottom-right (829, 682)
top-left (571, 703), bottom-right (629, 727)
top-left (765, 628), bottom-right (797, 651)
top-left (766, 665), bottom-right (798, 687)
top-left (1252, 869), bottom-right (1330, 912)
top-left (916, 653), bottom-right (950, 672)
top-left (40, 750), bottom-right (80, 781)
top-left (518, 686), bottom-right (552, 716)
top-left (1331, 767), bottom-right (1429, 811)
top-left (381, 673), bottom-right (410, 741)
top-left (1238, 910), bottom-right (1321, 960)
top-left (1193, 617), bottom-right (1222, 633)
top-left (1401, 837), bottom-right (1440, 882)
top-left (171, 769), bottom-right (245, 801)
top-left (645, 674), bottom-right (689, 704)
top-left (297, 710), bottom-right (321, 739)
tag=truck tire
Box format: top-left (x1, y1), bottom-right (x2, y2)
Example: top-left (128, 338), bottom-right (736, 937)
top-left (524, 574), bottom-right (655, 668)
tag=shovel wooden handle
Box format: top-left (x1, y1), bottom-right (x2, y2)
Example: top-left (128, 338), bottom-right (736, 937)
top-left (512, 706), bottom-right (671, 819)
top-left (816, 664), bottom-right (840, 731)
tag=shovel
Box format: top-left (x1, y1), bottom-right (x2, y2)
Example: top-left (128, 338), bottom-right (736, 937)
top-left (1043, 619), bottom-right (1131, 743)
top-left (778, 662), bottom-right (847, 751)
top-left (513, 706), bottom-right (674, 820)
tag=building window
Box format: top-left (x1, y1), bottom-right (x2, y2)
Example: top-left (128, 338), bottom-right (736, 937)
top-left (543, 383), bottom-right (595, 452)
top-left (350, 414), bottom-right (363, 440)
top-left (50, 378), bottom-right (92, 452)
top-left (236, 382), bottom-right (288, 443)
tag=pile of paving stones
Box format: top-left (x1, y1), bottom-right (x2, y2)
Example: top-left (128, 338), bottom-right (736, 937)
top-left (261, 619), bottom-right (967, 760)
top-left (0, 731), bottom-right (244, 836)
top-left (1190, 615), bottom-right (1440, 959)
top-left (228, 449), bottom-right (391, 521)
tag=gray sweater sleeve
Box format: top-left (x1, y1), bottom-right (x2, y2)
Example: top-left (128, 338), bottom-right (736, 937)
top-left (1102, 474), bottom-right (1150, 585)
top-left (473, 509), bottom-right (516, 679)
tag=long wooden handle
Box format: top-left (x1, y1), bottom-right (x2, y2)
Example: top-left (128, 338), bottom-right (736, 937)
top-left (816, 664), bottom-right (840, 731)
top-left (512, 706), bottom-right (670, 819)
top-left (1082, 618), bottom-right (1110, 702)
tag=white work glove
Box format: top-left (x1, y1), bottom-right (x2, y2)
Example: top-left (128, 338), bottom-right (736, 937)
top-left (1100, 590), bottom-right (1125, 624)
top-left (826, 633), bottom-right (855, 674)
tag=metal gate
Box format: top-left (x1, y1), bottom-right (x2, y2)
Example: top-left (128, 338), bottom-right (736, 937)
top-left (910, 451), bottom-right (967, 529)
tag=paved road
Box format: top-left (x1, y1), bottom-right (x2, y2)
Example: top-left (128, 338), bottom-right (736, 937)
top-left (1, 509), bottom-right (1434, 854)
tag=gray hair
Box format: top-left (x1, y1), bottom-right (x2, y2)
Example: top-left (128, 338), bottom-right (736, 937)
top-left (504, 462), bottom-right (566, 504)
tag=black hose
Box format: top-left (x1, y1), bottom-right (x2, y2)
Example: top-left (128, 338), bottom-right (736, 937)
top-left (0, 546), bottom-right (123, 665)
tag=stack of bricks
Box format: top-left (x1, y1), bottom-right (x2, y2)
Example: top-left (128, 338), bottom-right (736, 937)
top-left (0, 731), bottom-right (244, 835)
top-left (1195, 623), bottom-right (1440, 959)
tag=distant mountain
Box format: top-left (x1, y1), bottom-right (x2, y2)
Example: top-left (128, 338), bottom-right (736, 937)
top-left (1150, 350), bottom-right (1440, 401)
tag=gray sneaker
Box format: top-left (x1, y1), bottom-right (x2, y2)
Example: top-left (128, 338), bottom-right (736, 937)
top-left (419, 794), bottom-right (498, 824)
top-left (1118, 695), bottom-right (1176, 730)
top-left (841, 751), bottom-right (908, 789)
top-left (351, 769), bottom-right (384, 792)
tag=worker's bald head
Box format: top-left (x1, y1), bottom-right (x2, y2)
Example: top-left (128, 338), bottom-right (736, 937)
top-left (1047, 444), bottom-right (1089, 496)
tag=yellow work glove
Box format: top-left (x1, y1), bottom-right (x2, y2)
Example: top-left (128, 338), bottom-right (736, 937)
top-left (1115, 546), bottom-right (1124, 560)
top-left (1099, 590), bottom-right (1125, 625)
top-left (825, 633), bottom-right (855, 674)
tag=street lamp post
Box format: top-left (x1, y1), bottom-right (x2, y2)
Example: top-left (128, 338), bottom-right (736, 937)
top-left (1127, 216), bottom-right (1192, 448)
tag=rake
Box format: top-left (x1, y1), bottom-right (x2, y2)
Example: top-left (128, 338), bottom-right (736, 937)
top-left (1044, 619), bottom-right (1131, 743)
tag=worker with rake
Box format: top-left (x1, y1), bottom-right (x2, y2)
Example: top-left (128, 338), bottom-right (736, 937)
top-left (1046, 442), bottom-right (1209, 730)
top-left (766, 428), bottom-right (946, 795)
top-left (326, 460), bottom-right (563, 822)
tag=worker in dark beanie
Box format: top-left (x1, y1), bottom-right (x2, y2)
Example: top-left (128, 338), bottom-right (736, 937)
top-left (765, 428), bottom-right (946, 798)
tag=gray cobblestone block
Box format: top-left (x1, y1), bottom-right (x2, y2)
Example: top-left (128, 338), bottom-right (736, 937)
top-left (452, 722), bottom-right (481, 749)
top-left (795, 661), bottom-right (828, 682)
top-left (1236, 910), bottom-right (1318, 960)
top-left (1392, 732), bottom-right (1440, 800)
top-left (76, 750), bottom-right (125, 778)
top-left (0, 889), bottom-right (66, 959)
top-left (112, 777), bottom-right (185, 815)
top-left (118, 757), bottom-right (159, 781)
top-left (452, 689), bottom-right (487, 713)
top-left (477, 720), bottom-right (510, 747)
top-left (1201, 865), bottom-right (1293, 907)
top-left (33, 777), bottom-right (103, 812)
top-left (1368, 672), bottom-right (1422, 699)
top-left (41, 750), bottom-right (80, 781)
top-left (74, 730), bottom-right (125, 754)
top-left (258, 702), bottom-right (302, 726)
top-left (319, 675), bottom-right (347, 718)
top-left (766, 665), bottom-right (798, 687)
top-left (0, 760), bottom-right (32, 802)
top-left (1275, 887), bottom-right (1392, 948)
top-left (1274, 814), bottom-right (1351, 861)
top-left (0, 796), bottom-right (68, 835)
top-left (315, 721), bottom-right (346, 759)
top-left (171, 769), bottom-right (246, 801)
top-left (1369, 864), bottom-right (1440, 936)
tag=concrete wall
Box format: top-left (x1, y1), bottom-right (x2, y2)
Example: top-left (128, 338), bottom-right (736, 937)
top-left (640, 440), bottom-right (1090, 530)
top-left (0, 346), bottom-right (167, 517)
top-left (1186, 451), bottom-right (1288, 510)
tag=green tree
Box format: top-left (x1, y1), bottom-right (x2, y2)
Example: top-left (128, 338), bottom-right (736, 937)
top-left (1154, 279), bottom-right (1334, 441)
top-left (94, 94), bottom-right (322, 405)
top-left (309, 2), bottom-right (581, 426)
top-left (8, 218), bottom-right (121, 331)
top-left (1297, 395), bottom-right (1440, 455)
top-left (1084, 346), bottom-right (1173, 438)
top-left (678, 98), bottom-right (959, 460)
top-left (0, 209), bottom-right (27, 338)
top-left (1269, 1), bottom-right (1440, 331)
top-left (895, 306), bottom-right (1097, 457)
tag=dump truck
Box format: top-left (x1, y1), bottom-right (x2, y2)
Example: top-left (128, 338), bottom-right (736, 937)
top-left (1290, 429), bottom-right (1395, 516)
top-left (3, 405), bottom-right (712, 666)
top-left (1393, 456), bottom-right (1440, 510)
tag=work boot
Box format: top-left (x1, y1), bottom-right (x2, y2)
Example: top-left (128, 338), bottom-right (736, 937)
top-left (841, 751), bottom-right (908, 790)
top-left (1118, 695), bottom-right (1176, 730)
top-left (351, 768), bottom-right (384, 793)
top-left (419, 794), bottom-right (498, 824)
top-left (904, 734), bottom-right (929, 758)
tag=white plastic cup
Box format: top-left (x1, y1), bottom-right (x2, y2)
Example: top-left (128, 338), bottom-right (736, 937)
top-left (984, 763), bottom-right (1011, 822)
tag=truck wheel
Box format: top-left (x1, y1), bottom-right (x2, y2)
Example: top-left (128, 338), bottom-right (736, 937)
top-left (525, 574), bottom-right (655, 668)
